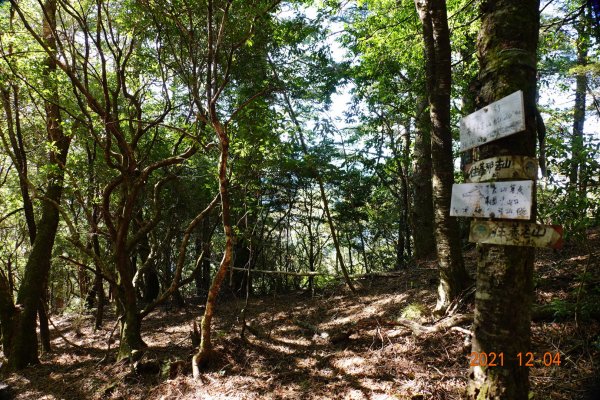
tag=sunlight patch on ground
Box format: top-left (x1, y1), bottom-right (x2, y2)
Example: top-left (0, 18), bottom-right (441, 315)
top-left (333, 355), bottom-right (367, 374)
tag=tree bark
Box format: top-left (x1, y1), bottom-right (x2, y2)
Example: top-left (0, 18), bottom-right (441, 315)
top-left (193, 122), bottom-right (233, 373)
top-left (569, 9), bottom-right (589, 190)
top-left (0, 9), bottom-right (52, 354)
top-left (0, 271), bottom-right (16, 354)
top-left (411, 97), bottom-right (436, 259)
top-left (193, 0), bottom-right (236, 371)
top-left (38, 296), bottom-right (51, 353)
top-left (116, 249), bottom-right (147, 361)
top-left (8, 0), bottom-right (71, 369)
top-left (401, 128), bottom-right (412, 261)
top-left (415, 0), bottom-right (469, 313)
top-left (466, 0), bottom-right (540, 398)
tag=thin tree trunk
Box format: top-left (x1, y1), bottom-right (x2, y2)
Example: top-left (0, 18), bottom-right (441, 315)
top-left (92, 205), bottom-right (105, 329)
top-left (359, 232), bottom-right (370, 274)
top-left (288, 106), bottom-right (354, 291)
top-left (0, 87), bottom-right (36, 244)
top-left (466, 0), bottom-right (540, 398)
top-left (193, 122), bottom-right (233, 373)
top-left (269, 58), bottom-right (355, 292)
top-left (401, 129), bottom-right (412, 260)
top-left (316, 179), bottom-right (355, 291)
top-left (415, 0), bottom-right (469, 314)
top-left (193, 0), bottom-right (235, 369)
top-left (347, 234), bottom-right (354, 275)
top-left (91, 270), bottom-right (104, 330)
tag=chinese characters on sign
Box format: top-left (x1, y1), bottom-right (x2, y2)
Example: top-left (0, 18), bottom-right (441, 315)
top-left (450, 180), bottom-right (533, 220)
top-left (452, 90), bottom-right (563, 246)
top-left (459, 90), bottom-right (525, 152)
top-left (469, 221), bottom-right (564, 249)
top-left (466, 156), bottom-right (538, 183)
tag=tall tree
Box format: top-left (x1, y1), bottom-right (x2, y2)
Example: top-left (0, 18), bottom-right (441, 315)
top-left (414, 0), bottom-right (469, 313)
top-left (467, 0), bottom-right (540, 398)
top-left (570, 6), bottom-right (590, 189)
top-left (186, 0), bottom-right (281, 372)
top-left (4, 0), bottom-right (72, 369)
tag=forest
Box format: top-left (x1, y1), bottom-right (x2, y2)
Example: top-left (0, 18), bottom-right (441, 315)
top-left (0, 0), bottom-right (599, 398)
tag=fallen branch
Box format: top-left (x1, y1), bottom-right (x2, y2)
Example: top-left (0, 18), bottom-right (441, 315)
top-left (450, 326), bottom-right (473, 336)
top-left (347, 271), bottom-right (406, 279)
top-left (231, 267), bottom-right (326, 277)
top-left (47, 314), bottom-right (85, 350)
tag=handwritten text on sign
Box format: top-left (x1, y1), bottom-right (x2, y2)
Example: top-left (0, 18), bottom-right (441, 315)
top-left (466, 156), bottom-right (538, 183)
top-left (450, 180), bottom-right (533, 219)
top-left (459, 90), bottom-right (525, 152)
top-left (469, 221), bottom-right (563, 249)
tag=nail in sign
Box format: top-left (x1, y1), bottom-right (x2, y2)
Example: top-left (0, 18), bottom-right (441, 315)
top-left (459, 90), bottom-right (525, 152)
top-left (450, 180), bottom-right (533, 220)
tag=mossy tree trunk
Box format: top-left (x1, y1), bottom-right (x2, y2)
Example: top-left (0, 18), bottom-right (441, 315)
top-left (116, 249), bottom-right (147, 361)
top-left (7, 0), bottom-right (72, 369)
top-left (415, 0), bottom-right (469, 313)
top-left (467, 1), bottom-right (540, 398)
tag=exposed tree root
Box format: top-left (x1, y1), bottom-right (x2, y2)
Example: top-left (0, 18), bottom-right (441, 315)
top-left (395, 313), bottom-right (473, 336)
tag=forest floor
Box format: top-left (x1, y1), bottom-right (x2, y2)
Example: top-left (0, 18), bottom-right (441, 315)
top-left (2, 229), bottom-right (599, 400)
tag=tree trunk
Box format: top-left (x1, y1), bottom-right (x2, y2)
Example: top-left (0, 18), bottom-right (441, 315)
top-left (8, 0), bottom-right (71, 369)
top-left (116, 252), bottom-right (146, 361)
top-left (395, 219), bottom-right (405, 270)
top-left (195, 217), bottom-right (212, 300)
top-left (92, 207), bottom-right (105, 329)
top-left (0, 271), bottom-right (16, 355)
top-left (466, 0), bottom-right (539, 398)
top-left (569, 9), bottom-right (589, 190)
top-left (193, 122), bottom-right (234, 373)
top-left (412, 97), bottom-right (436, 259)
top-left (401, 128), bottom-right (412, 261)
top-left (90, 270), bottom-right (105, 330)
top-left (117, 300), bottom-right (145, 362)
top-left (415, 0), bottom-right (469, 313)
top-left (38, 297), bottom-right (51, 353)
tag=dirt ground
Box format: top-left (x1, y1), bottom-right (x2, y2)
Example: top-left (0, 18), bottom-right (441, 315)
top-left (2, 229), bottom-right (599, 399)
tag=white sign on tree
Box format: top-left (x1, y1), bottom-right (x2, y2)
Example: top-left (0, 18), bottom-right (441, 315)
top-left (459, 90), bottom-right (525, 152)
top-left (450, 180), bottom-right (533, 219)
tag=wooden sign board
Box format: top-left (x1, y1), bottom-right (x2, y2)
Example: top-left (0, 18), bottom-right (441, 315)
top-left (470, 221), bottom-right (564, 249)
top-left (450, 180), bottom-right (533, 219)
top-left (466, 156), bottom-right (538, 183)
top-left (459, 90), bottom-right (525, 152)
